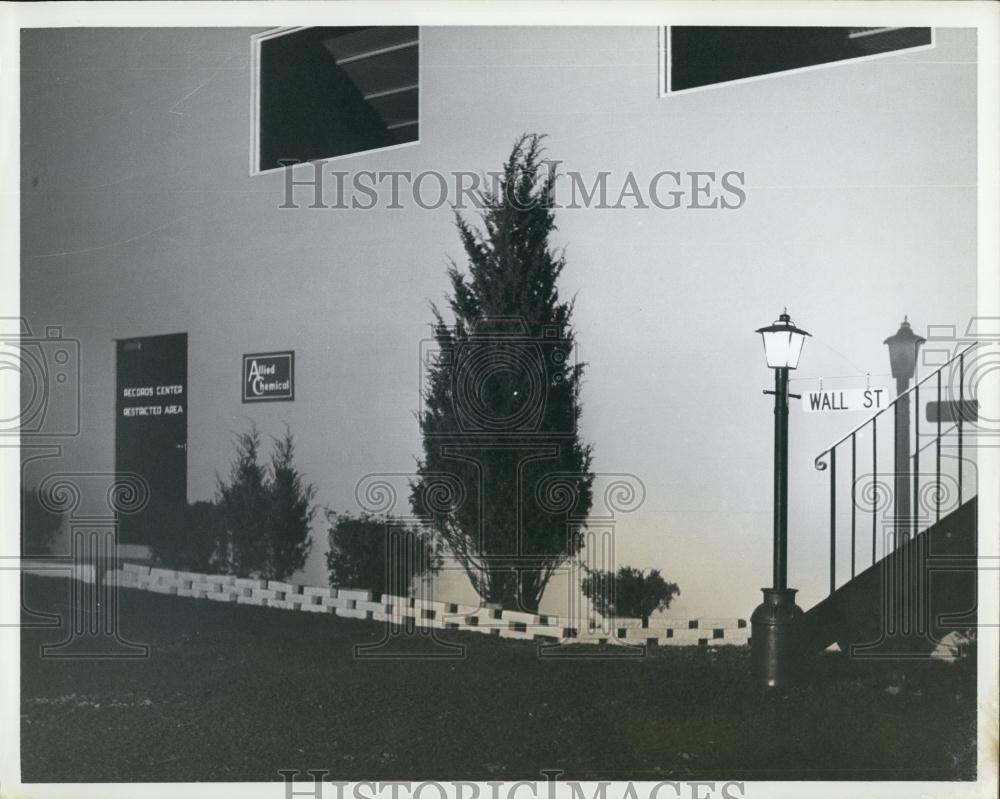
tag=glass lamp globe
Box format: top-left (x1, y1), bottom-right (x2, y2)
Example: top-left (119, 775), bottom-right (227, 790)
top-left (756, 310), bottom-right (811, 370)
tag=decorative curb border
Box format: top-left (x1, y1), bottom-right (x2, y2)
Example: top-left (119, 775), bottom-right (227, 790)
top-left (22, 561), bottom-right (750, 647)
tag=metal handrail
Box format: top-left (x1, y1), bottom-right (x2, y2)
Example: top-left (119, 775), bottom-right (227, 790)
top-left (813, 342), bottom-right (978, 468)
top-left (812, 341), bottom-right (978, 596)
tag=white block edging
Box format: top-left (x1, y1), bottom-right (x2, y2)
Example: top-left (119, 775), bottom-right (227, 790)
top-left (26, 565), bottom-right (748, 647)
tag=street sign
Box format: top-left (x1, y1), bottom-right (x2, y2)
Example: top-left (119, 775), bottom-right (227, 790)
top-left (801, 387), bottom-right (889, 414)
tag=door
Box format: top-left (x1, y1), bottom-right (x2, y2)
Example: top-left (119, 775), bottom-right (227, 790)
top-left (115, 333), bottom-right (187, 545)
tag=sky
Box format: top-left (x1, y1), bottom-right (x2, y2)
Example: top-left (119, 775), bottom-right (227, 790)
top-left (15, 25), bottom-right (978, 620)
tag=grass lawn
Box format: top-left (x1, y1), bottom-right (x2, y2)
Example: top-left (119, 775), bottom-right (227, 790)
top-left (20, 574), bottom-right (977, 782)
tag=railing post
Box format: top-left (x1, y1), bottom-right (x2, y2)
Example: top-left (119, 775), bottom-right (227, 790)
top-left (829, 448), bottom-right (836, 594)
top-left (913, 384), bottom-right (920, 531)
top-left (936, 371), bottom-right (942, 523)
top-left (850, 434), bottom-right (856, 579)
top-left (958, 353), bottom-right (964, 504)
top-left (872, 417), bottom-right (877, 565)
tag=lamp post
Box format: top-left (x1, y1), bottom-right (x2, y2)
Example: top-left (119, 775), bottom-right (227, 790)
top-left (751, 309), bottom-right (810, 688)
top-left (884, 317), bottom-right (924, 547)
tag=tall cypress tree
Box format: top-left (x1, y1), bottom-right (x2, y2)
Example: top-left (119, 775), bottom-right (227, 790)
top-left (412, 134), bottom-right (594, 612)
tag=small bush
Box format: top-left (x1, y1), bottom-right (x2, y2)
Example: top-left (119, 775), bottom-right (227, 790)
top-left (145, 424), bottom-right (317, 578)
top-left (148, 500), bottom-right (224, 573)
top-left (21, 486), bottom-right (63, 556)
top-left (265, 427), bottom-right (316, 580)
top-left (215, 423), bottom-right (316, 580)
top-left (216, 425), bottom-right (273, 577)
top-left (326, 511), bottom-right (441, 597)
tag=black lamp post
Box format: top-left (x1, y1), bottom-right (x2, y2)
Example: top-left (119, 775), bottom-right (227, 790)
top-left (751, 309), bottom-right (811, 687)
top-left (884, 317), bottom-right (924, 546)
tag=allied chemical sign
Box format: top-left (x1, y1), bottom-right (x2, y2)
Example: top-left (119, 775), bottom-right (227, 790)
top-left (242, 351), bottom-right (294, 403)
top-left (801, 387), bottom-right (889, 414)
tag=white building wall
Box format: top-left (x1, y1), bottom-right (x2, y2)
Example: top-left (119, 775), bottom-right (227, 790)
top-left (19, 26), bottom-right (977, 616)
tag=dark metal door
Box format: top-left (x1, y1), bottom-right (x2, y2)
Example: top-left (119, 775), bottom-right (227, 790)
top-left (115, 333), bottom-right (187, 545)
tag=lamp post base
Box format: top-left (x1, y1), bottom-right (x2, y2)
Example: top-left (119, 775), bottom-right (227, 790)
top-left (751, 588), bottom-right (803, 688)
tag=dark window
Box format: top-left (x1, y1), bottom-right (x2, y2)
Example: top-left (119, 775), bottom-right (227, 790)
top-left (254, 26), bottom-right (419, 172)
top-left (663, 26), bottom-right (932, 94)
